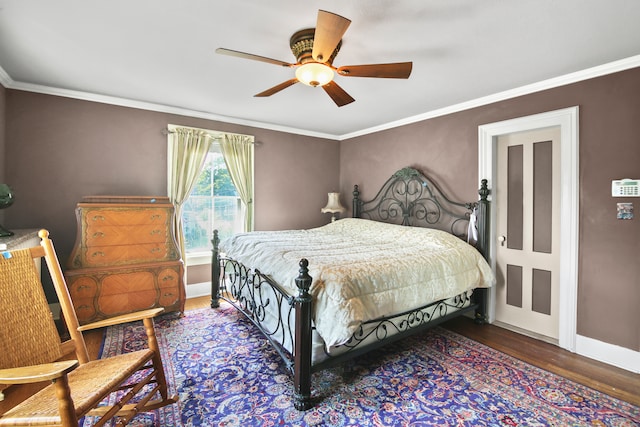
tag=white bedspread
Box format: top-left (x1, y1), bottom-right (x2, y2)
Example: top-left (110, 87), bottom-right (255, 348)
top-left (220, 218), bottom-right (494, 348)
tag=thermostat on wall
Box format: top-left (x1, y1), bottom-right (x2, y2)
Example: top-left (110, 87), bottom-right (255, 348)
top-left (612, 179), bottom-right (640, 197)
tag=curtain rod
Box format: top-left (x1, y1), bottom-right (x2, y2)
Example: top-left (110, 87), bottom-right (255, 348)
top-left (162, 128), bottom-right (223, 141)
top-left (161, 128), bottom-right (216, 137)
top-left (162, 128), bottom-right (260, 144)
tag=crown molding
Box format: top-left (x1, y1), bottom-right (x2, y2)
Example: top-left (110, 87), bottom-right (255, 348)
top-left (2, 54), bottom-right (640, 141)
top-left (0, 67), bottom-right (13, 88)
top-left (339, 54), bottom-right (640, 140)
top-left (0, 72), bottom-right (339, 140)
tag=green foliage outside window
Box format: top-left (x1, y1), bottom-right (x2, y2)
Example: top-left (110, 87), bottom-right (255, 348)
top-left (183, 151), bottom-right (243, 253)
top-left (190, 155), bottom-right (236, 197)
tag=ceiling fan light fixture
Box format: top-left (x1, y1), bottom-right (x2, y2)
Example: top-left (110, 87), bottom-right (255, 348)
top-left (216, 10), bottom-right (411, 106)
top-left (295, 62), bottom-right (334, 87)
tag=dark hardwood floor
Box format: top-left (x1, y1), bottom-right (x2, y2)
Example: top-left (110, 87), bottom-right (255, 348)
top-left (2, 296), bottom-right (638, 417)
top-left (442, 315), bottom-right (640, 407)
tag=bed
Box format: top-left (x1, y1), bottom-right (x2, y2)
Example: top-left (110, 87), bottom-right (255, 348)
top-left (211, 167), bottom-right (493, 410)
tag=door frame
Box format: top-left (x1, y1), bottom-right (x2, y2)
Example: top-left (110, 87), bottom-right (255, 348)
top-left (478, 106), bottom-right (579, 352)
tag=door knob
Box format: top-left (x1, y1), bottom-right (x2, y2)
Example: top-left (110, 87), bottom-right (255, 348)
top-left (498, 235), bottom-right (506, 246)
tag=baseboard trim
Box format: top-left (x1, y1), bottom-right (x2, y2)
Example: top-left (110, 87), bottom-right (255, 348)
top-left (492, 320), bottom-right (559, 346)
top-left (576, 334), bottom-right (640, 374)
top-left (185, 282), bottom-right (211, 299)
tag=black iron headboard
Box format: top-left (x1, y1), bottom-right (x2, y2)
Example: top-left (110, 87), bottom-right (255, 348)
top-left (352, 167), bottom-right (489, 251)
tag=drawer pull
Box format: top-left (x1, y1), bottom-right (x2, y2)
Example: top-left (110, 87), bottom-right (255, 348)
top-left (161, 275), bottom-right (175, 281)
top-left (91, 215), bottom-right (106, 222)
top-left (150, 229), bottom-right (162, 235)
top-left (77, 285), bottom-right (89, 290)
top-left (163, 292), bottom-right (175, 297)
top-left (150, 247), bottom-right (161, 253)
top-left (91, 251), bottom-right (105, 258)
top-left (77, 305), bottom-right (91, 311)
top-left (150, 214), bottom-right (163, 221)
top-left (92, 231), bottom-right (105, 238)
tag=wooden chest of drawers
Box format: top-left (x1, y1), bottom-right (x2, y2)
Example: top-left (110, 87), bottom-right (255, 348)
top-left (65, 196), bottom-right (185, 324)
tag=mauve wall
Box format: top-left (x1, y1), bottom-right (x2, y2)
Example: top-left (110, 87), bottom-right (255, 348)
top-left (2, 90), bottom-right (339, 295)
top-left (340, 67), bottom-right (640, 352)
top-left (2, 68), bottom-right (639, 353)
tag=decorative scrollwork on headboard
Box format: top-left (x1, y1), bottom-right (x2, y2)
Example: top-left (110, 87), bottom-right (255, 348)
top-left (352, 167), bottom-right (478, 239)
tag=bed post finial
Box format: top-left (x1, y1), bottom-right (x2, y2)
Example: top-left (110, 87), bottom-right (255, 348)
top-left (352, 185), bottom-right (361, 218)
top-left (295, 259), bottom-right (312, 293)
top-left (479, 179), bottom-right (489, 202)
top-left (293, 258), bottom-right (313, 411)
top-left (211, 230), bottom-right (221, 308)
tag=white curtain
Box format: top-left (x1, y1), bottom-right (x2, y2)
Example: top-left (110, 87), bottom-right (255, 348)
top-left (167, 127), bottom-right (214, 262)
top-left (219, 133), bottom-right (255, 232)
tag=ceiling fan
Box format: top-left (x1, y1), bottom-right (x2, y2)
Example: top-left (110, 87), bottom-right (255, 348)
top-left (216, 10), bottom-right (413, 107)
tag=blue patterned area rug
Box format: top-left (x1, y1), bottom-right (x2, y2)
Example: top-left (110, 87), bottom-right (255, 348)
top-left (91, 302), bottom-right (639, 427)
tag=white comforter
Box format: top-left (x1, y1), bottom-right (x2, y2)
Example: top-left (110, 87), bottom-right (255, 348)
top-left (220, 218), bottom-right (494, 348)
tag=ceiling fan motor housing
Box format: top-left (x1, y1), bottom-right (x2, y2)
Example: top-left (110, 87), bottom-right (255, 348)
top-left (290, 28), bottom-right (341, 65)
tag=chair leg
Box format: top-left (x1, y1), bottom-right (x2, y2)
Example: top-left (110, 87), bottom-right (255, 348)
top-left (143, 317), bottom-right (170, 401)
top-left (53, 374), bottom-right (79, 427)
top-left (87, 317), bottom-right (179, 423)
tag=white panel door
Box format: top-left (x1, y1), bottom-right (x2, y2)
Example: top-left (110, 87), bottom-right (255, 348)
top-left (495, 127), bottom-right (561, 342)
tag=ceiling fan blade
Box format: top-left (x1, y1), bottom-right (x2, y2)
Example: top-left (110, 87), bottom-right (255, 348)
top-left (254, 79), bottom-right (299, 97)
top-left (216, 48), bottom-right (294, 67)
top-left (312, 10), bottom-right (351, 63)
top-left (322, 81), bottom-right (355, 107)
top-left (337, 62), bottom-right (413, 79)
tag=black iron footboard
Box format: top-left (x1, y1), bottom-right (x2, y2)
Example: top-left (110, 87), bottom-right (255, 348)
top-left (311, 290), bottom-right (483, 374)
top-left (211, 241), bottom-right (314, 410)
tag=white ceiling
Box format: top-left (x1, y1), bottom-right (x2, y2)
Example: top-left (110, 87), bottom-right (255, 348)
top-left (1, 1), bottom-right (639, 139)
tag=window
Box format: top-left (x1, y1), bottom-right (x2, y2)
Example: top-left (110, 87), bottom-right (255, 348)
top-left (167, 124), bottom-right (254, 265)
top-left (182, 144), bottom-right (245, 256)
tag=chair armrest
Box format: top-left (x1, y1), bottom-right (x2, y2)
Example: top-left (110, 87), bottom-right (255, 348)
top-left (77, 307), bottom-right (165, 331)
top-left (0, 360), bottom-right (79, 384)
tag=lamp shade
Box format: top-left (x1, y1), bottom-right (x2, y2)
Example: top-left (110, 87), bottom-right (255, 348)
top-left (321, 192), bottom-right (345, 214)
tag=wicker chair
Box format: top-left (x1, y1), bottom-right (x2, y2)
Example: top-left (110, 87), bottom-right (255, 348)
top-left (0, 229), bottom-right (178, 426)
